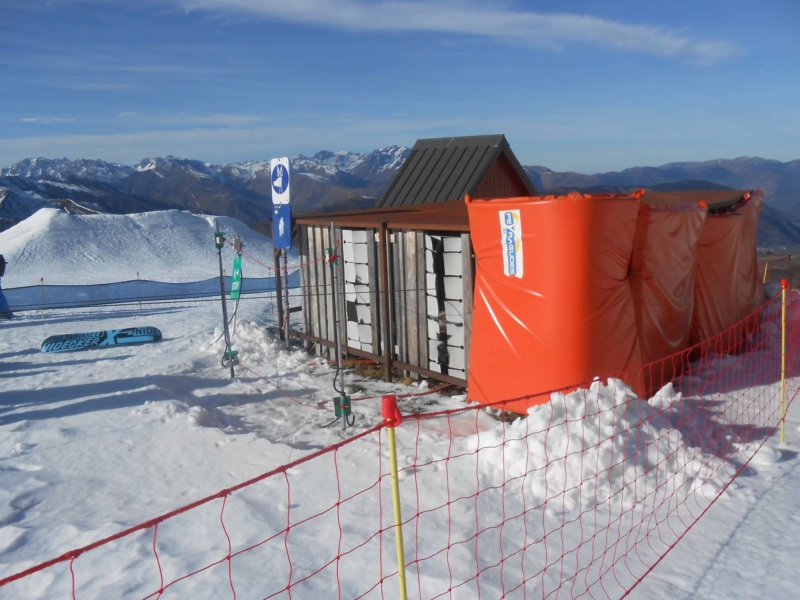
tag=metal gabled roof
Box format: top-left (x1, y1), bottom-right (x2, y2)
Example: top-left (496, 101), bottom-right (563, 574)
top-left (377, 134), bottom-right (535, 208)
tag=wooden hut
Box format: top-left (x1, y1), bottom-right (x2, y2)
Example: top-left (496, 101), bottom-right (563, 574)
top-left (296, 134), bottom-right (537, 385)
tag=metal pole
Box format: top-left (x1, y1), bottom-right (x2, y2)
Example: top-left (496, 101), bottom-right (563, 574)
top-left (330, 223), bottom-right (344, 372)
top-left (327, 221), bottom-right (353, 430)
top-left (215, 221), bottom-right (235, 379)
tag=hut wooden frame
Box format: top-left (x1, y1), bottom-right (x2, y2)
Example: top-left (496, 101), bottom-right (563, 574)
top-left (297, 206), bottom-right (474, 386)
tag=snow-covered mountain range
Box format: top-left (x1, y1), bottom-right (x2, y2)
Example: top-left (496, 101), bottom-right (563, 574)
top-left (0, 147), bottom-right (409, 184)
top-left (0, 147), bottom-right (410, 231)
top-left (1, 149), bottom-right (798, 247)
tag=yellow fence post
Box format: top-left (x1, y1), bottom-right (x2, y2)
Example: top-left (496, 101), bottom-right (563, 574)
top-left (781, 279), bottom-right (789, 442)
top-left (763, 253), bottom-right (770, 284)
top-left (382, 395), bottom-right (408, 600)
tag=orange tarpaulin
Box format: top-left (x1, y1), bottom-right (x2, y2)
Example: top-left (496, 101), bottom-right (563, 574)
top-left (692, 192), bottom-right (765, 345)
top-left (465, 191), bottom-right (764, 415)
top-left (465, 193), bottom-right (643, 415)
top-left (630, 202), bottom-right (708, 391)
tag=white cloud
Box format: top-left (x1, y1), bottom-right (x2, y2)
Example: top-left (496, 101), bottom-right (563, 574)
top-left (20, 117), bottom-right (76, 124)
top-left (171, 0), bottom-right (738, 64)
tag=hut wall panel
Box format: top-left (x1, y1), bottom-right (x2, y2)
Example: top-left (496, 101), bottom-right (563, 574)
top-left (386, 229), bottom-right (429, 373)
top-left (300, 221), bottom-right (470, 385)
top-left (401, 233), bottom-right (410, 360)
top-left (394, 232), bottom-right (407, 364)
top-left (425, 297), bottom-right (438, 318)
top-left (321, 226), bottom-right (336, 347)
top-left (366, 229), bottom-right (382, 355)
top-left (443, 276), bottom-right (462, 302)
top-left (404, 231), bottom-right (421, 369)
top-left (342, 228), bottom-right (372, 351)
top-left (298, 225), bottom-right (312, 349)
top-left (307, 226), bottom-right (323, 350)
top-left (442, 236), bottom-right (463, 254)
top-left (308, 227), bottom-right (325, 346)
top-left (461, 233), bottom-right (474, 378)
top-left (344, 263), bottom-right (357, 283)
top-left (425, 272), bottom-right (437, 290)
top-left (474, 153), bottom-right (533, 198)
top-left (334, 226), bottom-right (348, 353)
top-left (443, 253), bottom-right (462, 276)
top-left (443, 300), bottom-right (462, 320)
top-left (416, 231), bottom-right (429, 369)
top-left (424, 233), bottom-right (467, 376)
top-left (427, 338), bottom-right (443, 373)
top-left (425, 236), bottom-right (441, 374)
top-left (315, 225), bottom-right (334, 355)
top-left (311, 226), bottom-right (322, 345)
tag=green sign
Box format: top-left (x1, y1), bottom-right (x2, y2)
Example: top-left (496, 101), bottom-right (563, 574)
top-left (230, 256), bottom-right (242, 300)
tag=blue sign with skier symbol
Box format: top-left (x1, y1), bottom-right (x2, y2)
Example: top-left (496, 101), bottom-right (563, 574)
top-left (272, 164), bottom-right (288, 194)
top-left (270, 157), bottom-right (291, 204)
top-left (272, 204), bottom-right (292, 249)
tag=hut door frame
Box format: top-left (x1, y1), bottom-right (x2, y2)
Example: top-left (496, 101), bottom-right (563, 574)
top-left (341, 228), bottom-right (380, 354)
top-left (424, 233), bottom-right (468, 379)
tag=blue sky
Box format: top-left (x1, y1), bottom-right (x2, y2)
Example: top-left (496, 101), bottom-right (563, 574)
top-left (1, 0), bottom-right (798, 173)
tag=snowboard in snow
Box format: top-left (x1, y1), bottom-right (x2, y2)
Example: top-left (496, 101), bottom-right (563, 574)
top-left (41, 326), bottom-right (162, 353)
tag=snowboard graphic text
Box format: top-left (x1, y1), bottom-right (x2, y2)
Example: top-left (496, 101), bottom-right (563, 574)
top-left (41, 327), bottom-right (162, 353)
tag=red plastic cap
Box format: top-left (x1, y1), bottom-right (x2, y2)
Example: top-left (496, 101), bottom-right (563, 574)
top-left (381, 395), bottom-right (403, 427)
top-left (781, 278), bottom-right (789, 290)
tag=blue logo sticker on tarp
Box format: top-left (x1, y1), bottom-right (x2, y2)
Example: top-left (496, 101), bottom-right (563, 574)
top-left (500, 210), bottom-right (523, 278)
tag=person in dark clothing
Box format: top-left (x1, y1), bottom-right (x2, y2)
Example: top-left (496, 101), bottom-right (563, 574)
top-left (0, 254), bottom-right (12, 319)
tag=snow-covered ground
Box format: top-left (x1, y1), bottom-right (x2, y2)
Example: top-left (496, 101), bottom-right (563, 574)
top-left (0, 209), bottom-right (798, 598)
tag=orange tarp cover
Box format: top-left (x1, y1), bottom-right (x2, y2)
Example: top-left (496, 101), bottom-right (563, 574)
top-left (465, 191), bottom-right (764, 415)
top-left (692, 193), bottom-right (765, 344)
top-left (466, 194), bottom-right (642, 415)
top-left (630, 202), bottom-right (708, 390)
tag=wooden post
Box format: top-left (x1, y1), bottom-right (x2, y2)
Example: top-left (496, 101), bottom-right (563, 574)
top-left (274, 248), bottom-right (284, 340)
top-left (379, 222), bottom-right (393, 382)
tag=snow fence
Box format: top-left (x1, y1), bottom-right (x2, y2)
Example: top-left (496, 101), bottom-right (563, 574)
top-left (2, 271), bottom-right (301, 311)
top-left (1, 288), bottom-right (798, 599)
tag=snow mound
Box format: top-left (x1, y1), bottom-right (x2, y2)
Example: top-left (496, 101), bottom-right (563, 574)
top-left (473, 379), bottom-right (725, 514)
top-left (0, 208), bottom-right (279, 286)
top-left (745, 444), bottom-right (782, 466)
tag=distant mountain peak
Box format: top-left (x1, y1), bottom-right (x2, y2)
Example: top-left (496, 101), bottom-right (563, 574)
top-left (0, 157), bottom-right (133, 184)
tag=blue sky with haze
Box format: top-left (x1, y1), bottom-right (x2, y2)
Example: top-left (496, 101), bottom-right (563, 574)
top-left (1, 0), bottom-right (798, 173)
